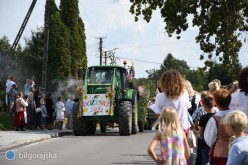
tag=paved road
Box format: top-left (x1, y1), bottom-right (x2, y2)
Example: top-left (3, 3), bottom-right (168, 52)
top-left (0, 129), bottom-right (158, 165)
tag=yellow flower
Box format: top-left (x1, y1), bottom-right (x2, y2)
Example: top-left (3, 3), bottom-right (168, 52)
top-left (83, 108), bottom-right (88, 112)
top-left (83, 95), bottom-right (88, 100)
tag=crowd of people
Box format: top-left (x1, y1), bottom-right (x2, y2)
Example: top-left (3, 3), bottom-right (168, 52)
top-left (4, 76), bottom-right (74, 131)
top-left (147, 66), bottom-right (248, 165)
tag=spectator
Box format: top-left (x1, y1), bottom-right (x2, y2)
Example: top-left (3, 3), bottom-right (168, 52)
top-left (55, 97), bottom-right (65, 130)
top-left (33, 89), bottom-right (43, 130)
top-left (204, 89), bottom-right (232, 165)
top-left (147, 107), bottom-right (190, 164)
top-left (192, 91), bottom-right (213, 130)
top-left (198, 96), bottom-right (216, 165)
top-left (192, 91), bottom-right (212, 165)
top-left (229, 66), bottom-right (248, 132)
top-left (184, 80), bottom-right (201, 116)
top-left (223, 110), bottom-right (248, 165)
top-left (8, 84), bottom-right (17, 113)
top-left (24, 79), bottom-right (31, 96)
top-left (45, 93), bottom-right (54, 130)
top-left (155, 69), bottom-right (191, 132)
top-left (208, 81), bottom-right (221, 95)
top-left (6, 76), bottom-right (17, 112)
top-left (65, 95), bottom-right (74, 129)
top-left (26, 87), bottom-right (35, 129)
top-left (41, 98), bottom-right (48, 129)
top-left (14, 92), bottom-right (28, 131)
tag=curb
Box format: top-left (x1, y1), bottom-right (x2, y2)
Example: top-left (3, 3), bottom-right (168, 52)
top-left (0, 130), bottom-right (73, 154)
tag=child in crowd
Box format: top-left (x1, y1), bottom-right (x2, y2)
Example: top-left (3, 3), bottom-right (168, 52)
top-left (41, 99), bottom-right (47, 129)
top-left (192, 91), bottom-right (212, 165)
top-left (147, 107), bottom-right (190, 165)
top-left (223, 110), bottom-right (248, 165)
top-left (204, 89), bottom-right (232, 165)
top-left (198, 96), bottom-right (216, 165)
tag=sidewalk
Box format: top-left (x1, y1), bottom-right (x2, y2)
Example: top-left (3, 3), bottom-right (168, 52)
top-left (0, 129), bottom-right (73, 154)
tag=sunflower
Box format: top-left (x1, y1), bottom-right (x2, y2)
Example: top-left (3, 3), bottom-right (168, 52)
top-left (83, 108), bottom-right (89, 113)
top-left (83, 95), bottom-right (88, 100)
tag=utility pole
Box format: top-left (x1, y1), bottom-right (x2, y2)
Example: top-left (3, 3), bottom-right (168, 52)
top-left (41, 0), bottom-right (50, 93)
top-left (104, 51), bottom-right (107, 65)
top-left (96, 37), bottom-right (106, 65)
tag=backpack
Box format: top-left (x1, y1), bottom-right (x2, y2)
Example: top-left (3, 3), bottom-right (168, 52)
top-left (188, 95), bottom-right (197, 116)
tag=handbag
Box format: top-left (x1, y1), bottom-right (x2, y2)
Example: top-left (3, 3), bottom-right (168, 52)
top-left (35, 107), bottom-right (42, 113)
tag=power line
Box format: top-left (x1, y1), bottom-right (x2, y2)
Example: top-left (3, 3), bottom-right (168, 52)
top-left (117, 56), bottom-right (161, 65)
top-left (87, 54), bottom-right (199, 68)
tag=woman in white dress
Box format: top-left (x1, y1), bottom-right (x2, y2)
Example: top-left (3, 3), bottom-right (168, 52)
top-left (55, 97), bottom-right (65, 130)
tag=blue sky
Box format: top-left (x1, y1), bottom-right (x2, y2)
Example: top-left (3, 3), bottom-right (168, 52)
top-left (0, 0), bottom-right (247, 78)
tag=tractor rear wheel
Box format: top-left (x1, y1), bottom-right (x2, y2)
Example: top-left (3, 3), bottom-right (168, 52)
top-left (72, 102), bottom-right (86, 136)
top-left (86, 121), bottom-right (96, 135)
top-left (100, 122), bottom-right (107, 133)
top-left (119, 101), bottom-right (132, 136)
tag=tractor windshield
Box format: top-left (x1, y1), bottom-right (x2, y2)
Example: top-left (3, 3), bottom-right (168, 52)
top-left (89, 70), bottom-right (113, 84)
top-left (89, 69), bottom-right (122, 87)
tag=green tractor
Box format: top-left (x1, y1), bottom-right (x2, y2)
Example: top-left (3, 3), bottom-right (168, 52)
top-left (72, 64), bottom-right (146, 136)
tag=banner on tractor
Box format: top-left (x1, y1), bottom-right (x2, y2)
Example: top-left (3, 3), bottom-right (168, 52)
top-left (82, 94), bottom-right (111, 116)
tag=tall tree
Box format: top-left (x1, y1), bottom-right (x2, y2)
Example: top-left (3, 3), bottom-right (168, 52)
top-left (78, 17), bottom-right (87, 71)
top-left (129, 0), bottom-right (247, 69)
top-left (0, 36), bottom-right (12, 81)
top-left (48, 0), bottom-right (71, 86)
top-left (60, 0), bottom-right (87, 77)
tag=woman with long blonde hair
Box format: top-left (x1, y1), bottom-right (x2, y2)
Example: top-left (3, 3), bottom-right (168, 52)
top-left (147, 107), bottom-right (190, 165)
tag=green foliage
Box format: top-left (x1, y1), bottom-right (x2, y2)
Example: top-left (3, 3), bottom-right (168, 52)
top-left (16, 27), bottom-right (44, 85)
top-left (78, 17), bottom-right (87, 71)
top-left (129, 0), bottom-right (248, 68)
top-left (0, 36), bottom-right (11, 54)
top-left (48, 0), bottom-right (71, 85)
top-left (208, 63), bottom-right (242, 86)
top-left (60, 0), bottom-right (87, 77)
top-left (136, 78), bottom-right (156, 99)
top-left (186, 69), bottom-right (207, 92)
top-left (0, 112), bottom-right (14, 130)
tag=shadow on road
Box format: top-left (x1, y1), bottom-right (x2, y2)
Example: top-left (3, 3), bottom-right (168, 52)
top-left (111, 153), bottom-right (154, 164)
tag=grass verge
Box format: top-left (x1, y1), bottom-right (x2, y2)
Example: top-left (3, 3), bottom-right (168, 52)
top-left (0, 111), bottom-right (14, 130)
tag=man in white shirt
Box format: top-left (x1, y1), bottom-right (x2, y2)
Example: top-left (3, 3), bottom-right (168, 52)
top-left (6, 76), bottom-right (17, 112)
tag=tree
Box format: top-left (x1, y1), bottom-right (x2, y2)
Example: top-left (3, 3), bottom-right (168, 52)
top-left (16, 27), bottom-right (44, 86)
top-left (208, 63), bottom-right (242, 86)
top-left (78, 17), bottom-right (87, 71)
top-left (146, 53), bottom-right (190, 82)
top-left (129, 0), bottom-right (248, 69)
top-left (0, 36), bottom-right (12, 81)
top-left (48, 0), bottom-right (71, 86)
top-left (60, 0), bottom-right (87, 77)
